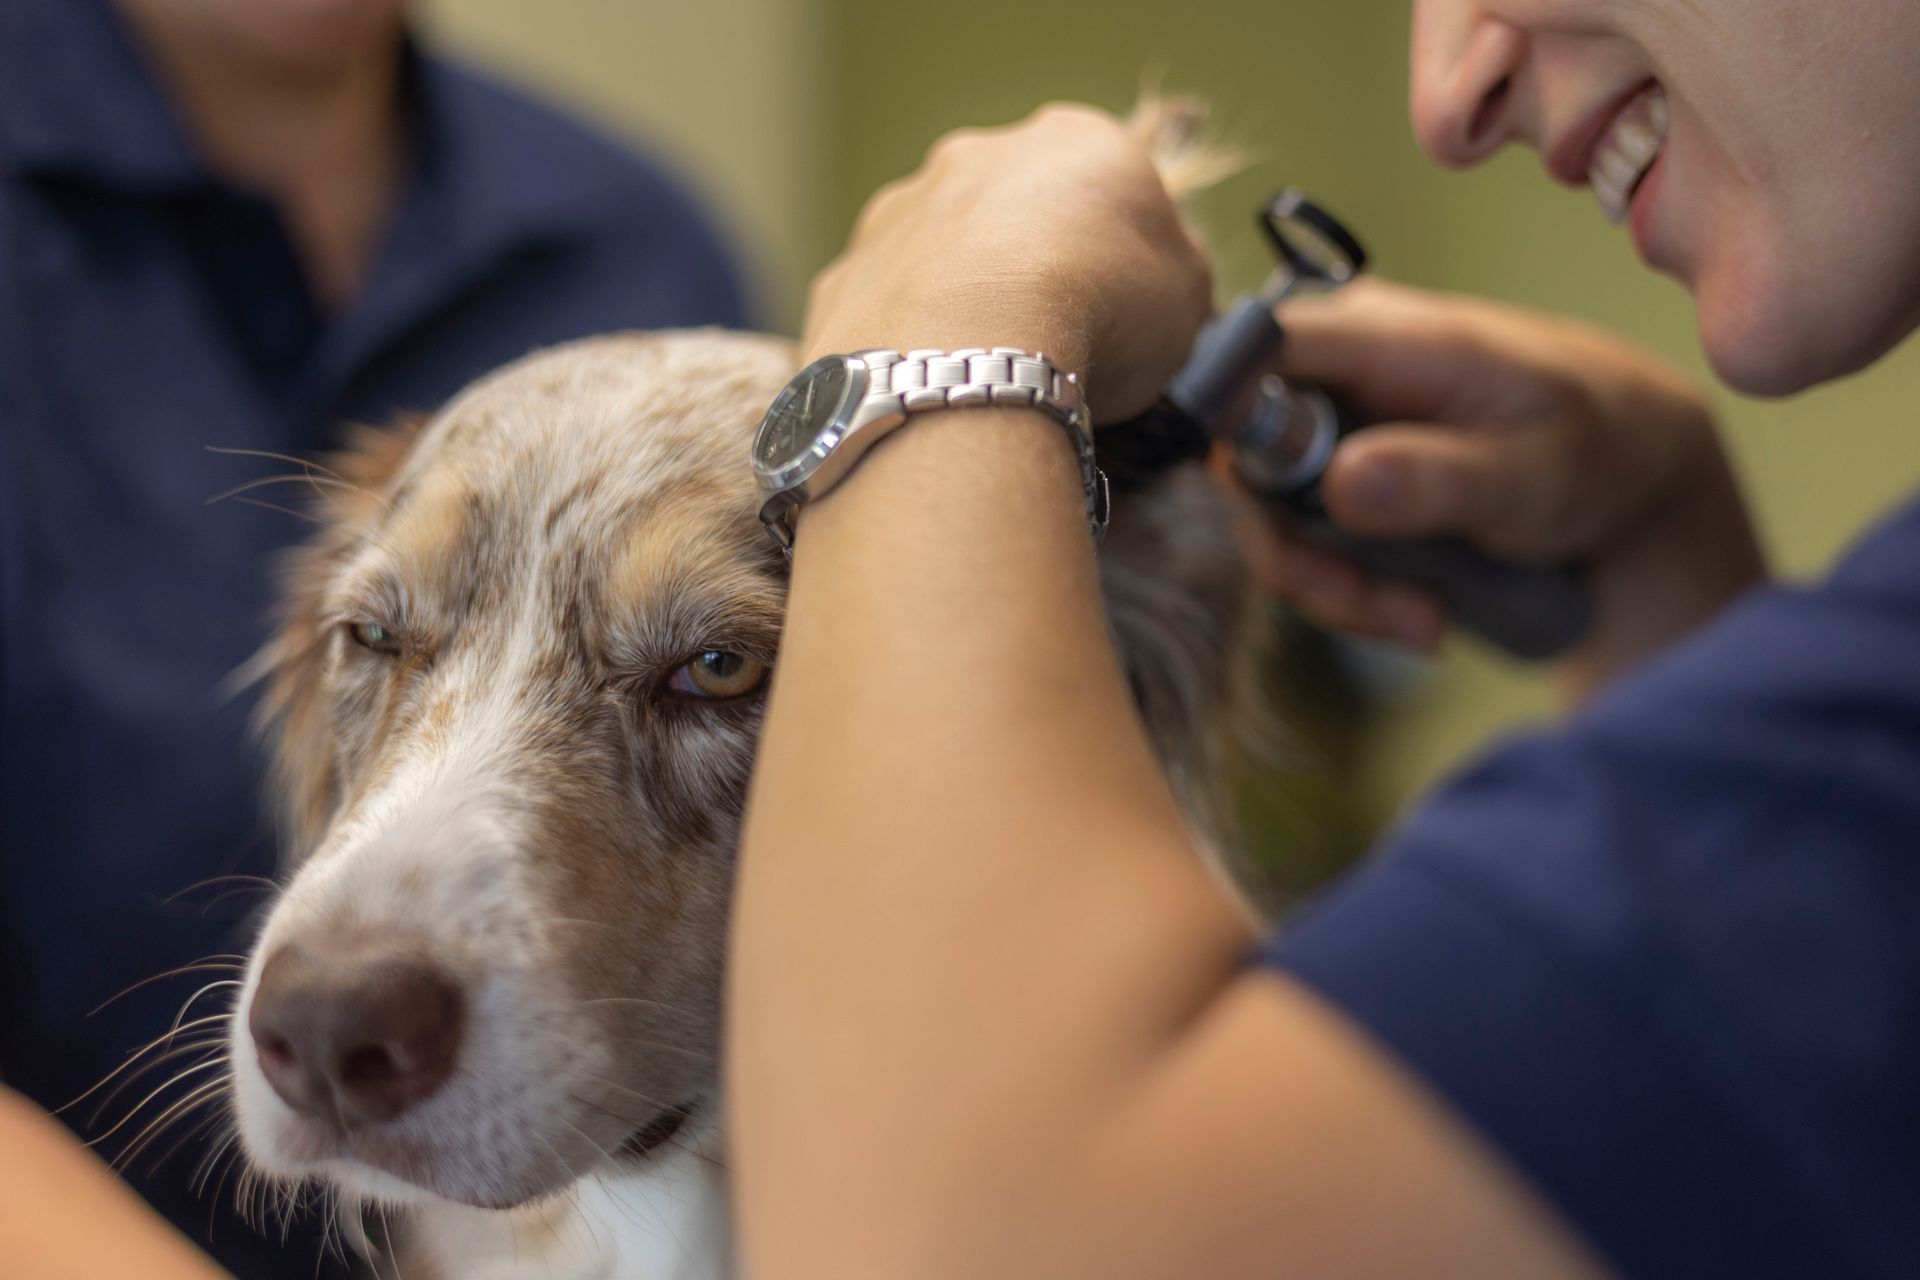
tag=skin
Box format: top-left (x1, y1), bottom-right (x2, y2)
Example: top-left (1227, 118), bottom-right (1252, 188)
top-left (732, 1), bottom-right (1920, 1277)
top-left (10, 1), bottom-right (1918, 1274)
top-left (0, 1085), bottom-right (227, 1280)
top-left (1411, 0), bottom-right (1920, 398)
top-left (1253, 279), bottom-right (1765, 703)
top-left (113, 0), bottom-right (412, 310)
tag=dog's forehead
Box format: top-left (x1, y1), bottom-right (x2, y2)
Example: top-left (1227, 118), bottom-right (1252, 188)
top-left (341, 330), bottom-right (796, 636)
top-left (407, 330), bottom-right (795, 512)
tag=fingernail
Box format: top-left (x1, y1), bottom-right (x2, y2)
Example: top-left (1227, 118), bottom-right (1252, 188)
top-left (1346, 458), bottom-right (1409, 522)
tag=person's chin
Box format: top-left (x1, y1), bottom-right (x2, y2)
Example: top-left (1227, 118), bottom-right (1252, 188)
top-left (1698, 308), bottom-right (1820, 399)
top-left (1691, 251), bottom-right (1841, 398)
top-left (1689, 220), bottom-right (1920, 398)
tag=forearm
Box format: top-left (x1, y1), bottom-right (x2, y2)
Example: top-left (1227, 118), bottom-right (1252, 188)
top-left (729, 408), bottom-right (1253, 1273)
top-left (0, 1087), bottom-right (230, 1280)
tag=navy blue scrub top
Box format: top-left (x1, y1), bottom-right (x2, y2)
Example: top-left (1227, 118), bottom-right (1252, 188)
top-left (1267, 494), bottom-right (1920, 1278)
top-left (0, 1), bottom-right (746, 1273)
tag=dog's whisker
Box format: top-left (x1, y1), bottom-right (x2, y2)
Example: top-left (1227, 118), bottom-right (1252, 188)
top-left (191, 884), bottom-right (281, 915)
top-left (235, 1163), bottom-right (272, 1234)
top-left (576, 995), bottom-right (692, 1013)
top-left (110, 1074), bottom-right (232, 1173)
top-left (549, 1149), bottom-right (609, 1261)
top-left (593, 1034), bottom-right (718, 1062)
top-left (372, 1203), bottom-right (404, 1280)
top-left (229, 494), bottom-right (331, 526)
top-left (567, 1093), bottom-right (639, 1128)
top-left (74, 1029), bottom-right (228, 1121)
top-left (139, 1101), bottom-right (230, 1180)
top-left (542, 915), bottom-right (620, 935)
top-left (163, 876), bottom-right (280, 905)
top-left (192, 1121), bottom-right (241, 1195)
top-left (163, 979), bottom-right (244, 1041)
top-left (660, 1127), bottom-right (729, 1172)
top-left (86, 958), bottom-right (248, 1019)
top-left (204, 1141), bottom-right (246, 1239)
top-left (575, 1077), bottom-right (679, 1113)
top-left (558, 1114), bottom-right (621, 1164)
top-left (161, 877), bottom-right (282, 918)
top-left (89, 1051), bottom-right (229, 1146)
top-left (204, 445), bottom-right (355, 487)
top-left (204, 471), bottom-right (364, 509)
top-left (532, 1131), bottom-right (584, 1198)
top-left (62, 1019), bottom-right (225, 1113)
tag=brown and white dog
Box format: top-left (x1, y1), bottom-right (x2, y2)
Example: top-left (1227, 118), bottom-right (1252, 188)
top-left (220, 111), bottom-right (1259, 1278)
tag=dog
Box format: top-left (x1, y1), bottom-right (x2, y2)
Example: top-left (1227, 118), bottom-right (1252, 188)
top-left (211, 106), bottom-right (1259, 1278)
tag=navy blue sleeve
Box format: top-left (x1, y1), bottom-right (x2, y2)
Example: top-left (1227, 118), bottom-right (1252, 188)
top-left (1262, 499), bottom-right (1920, 1279)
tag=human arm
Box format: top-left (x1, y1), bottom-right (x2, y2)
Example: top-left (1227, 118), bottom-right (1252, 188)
top-left (0, 1086), bottom-right (230, 1280)
top-left (727, 105), bottom-right (1609, 1279)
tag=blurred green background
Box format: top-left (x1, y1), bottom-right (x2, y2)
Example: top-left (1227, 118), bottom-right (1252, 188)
top-left (421, 0), bottom-right (1920, 882)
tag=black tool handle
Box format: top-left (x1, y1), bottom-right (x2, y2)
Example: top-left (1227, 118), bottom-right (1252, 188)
top-left (1120, 293), bottom-right (1594, 660)
top-left (1282, 513), bottom-right (1592, 660)
top-left (1250, 387), bottom-right (1592, 660)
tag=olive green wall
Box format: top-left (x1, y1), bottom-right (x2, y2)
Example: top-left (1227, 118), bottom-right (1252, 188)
top-left (419, 0), bottom-right (1920, 846)
top-left (828, 0), bottom-right (1920, 826)
top-left (419, 0), bottom-right (829, 324)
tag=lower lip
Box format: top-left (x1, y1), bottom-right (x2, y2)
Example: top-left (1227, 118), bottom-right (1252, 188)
top-left (1626, 149), bottom-right (1666, 259)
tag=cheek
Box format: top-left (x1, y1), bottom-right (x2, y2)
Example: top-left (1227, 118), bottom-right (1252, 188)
top-left (328, 671), bottom-right (399, 790)
top-left (1688, 210), bottom-right (1809, 396)
top-left (1656, 14), bottom-right (1920, 392)
top-left (531, 785), bottom-right (736, 1066)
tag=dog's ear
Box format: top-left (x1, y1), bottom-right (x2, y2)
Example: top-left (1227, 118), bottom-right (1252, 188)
top-left (1096, 95), bottom-right (1271, 847)
top-left (1097, 458), bottom-right (1266, 848)
top-left (251, 415), bottom-right (428, 860)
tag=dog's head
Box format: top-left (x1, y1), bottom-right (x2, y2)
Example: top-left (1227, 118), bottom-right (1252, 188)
top-left (225, 328), bottom-right (1255, 1212)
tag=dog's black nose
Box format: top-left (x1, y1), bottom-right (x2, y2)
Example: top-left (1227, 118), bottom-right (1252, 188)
top-left (247, 934), bottom-right (465, 1129)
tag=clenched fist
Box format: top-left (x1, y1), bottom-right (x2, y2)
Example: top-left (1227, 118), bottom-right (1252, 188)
top-left (803, 104), bottom-right (1212, 424)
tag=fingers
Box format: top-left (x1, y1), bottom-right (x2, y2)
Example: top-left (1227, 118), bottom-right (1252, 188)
top-left (1263, 539), bottom-right (1447, 651)
top-left (1214, 452), bottom-right (1445, 651)
top-left (1277, 279), bottom-right (1561, 425)
top-left (1318, 422), bottom-right (1610, 562)
top-left (1275, 280), bottom-right (1692, 562)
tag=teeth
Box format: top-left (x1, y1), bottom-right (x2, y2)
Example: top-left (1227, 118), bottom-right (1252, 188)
top-left (1588, 85), bottom-right (1667, 225)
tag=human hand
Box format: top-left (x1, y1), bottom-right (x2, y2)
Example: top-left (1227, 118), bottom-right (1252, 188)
top-left (1229, 279), bottom-right (1767, 702)
top-left (802, 103), bottom-right (1212, 424)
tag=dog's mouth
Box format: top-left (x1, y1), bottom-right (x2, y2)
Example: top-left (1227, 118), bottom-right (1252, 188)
top-left (620, 1101), bottom-right (696, 1161)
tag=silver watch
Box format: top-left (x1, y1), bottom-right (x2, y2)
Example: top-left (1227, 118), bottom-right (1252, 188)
top-left (750, 347), bottom-right (1109, 552)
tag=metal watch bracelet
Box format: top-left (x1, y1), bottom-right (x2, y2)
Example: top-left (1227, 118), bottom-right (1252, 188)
top-left (760, 347), bottom-right (1109, 551)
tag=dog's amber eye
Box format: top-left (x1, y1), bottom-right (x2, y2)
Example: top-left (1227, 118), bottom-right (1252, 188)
top-left (348, 621), bottom-right (403, 656)
top-left (668, 649), bottom-right (769, 700)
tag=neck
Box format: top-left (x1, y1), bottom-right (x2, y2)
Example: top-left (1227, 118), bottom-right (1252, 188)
top-left (114, 0), bottom-right (408, 312)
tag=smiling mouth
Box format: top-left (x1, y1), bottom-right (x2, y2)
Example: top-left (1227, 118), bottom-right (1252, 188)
top-left (1588, 83), bottom-right (1668, 225)
top-left (619, 1102), bottom-right (695, 1160)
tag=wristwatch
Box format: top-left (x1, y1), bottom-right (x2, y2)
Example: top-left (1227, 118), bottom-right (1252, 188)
top-left (750, 347), bottom-right (1109, 552)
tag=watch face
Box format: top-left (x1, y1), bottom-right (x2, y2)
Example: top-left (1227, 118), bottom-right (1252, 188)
top-left (755, 357), bottom-right (855, 479)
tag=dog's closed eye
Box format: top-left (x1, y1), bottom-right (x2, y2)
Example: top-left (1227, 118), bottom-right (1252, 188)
top-left (664, 649), bottom-right (769, 701)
